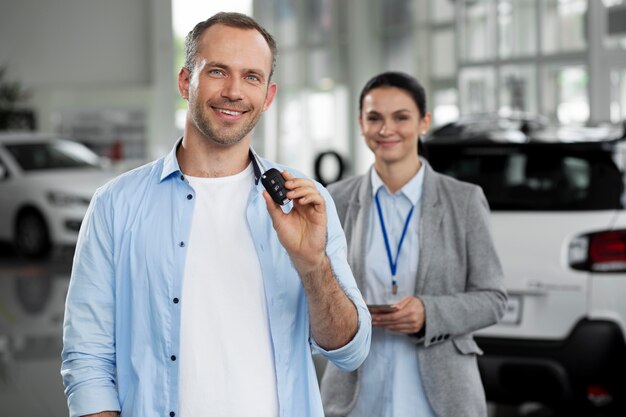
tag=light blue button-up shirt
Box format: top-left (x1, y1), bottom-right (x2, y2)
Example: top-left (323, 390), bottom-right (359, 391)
top-left (347, 164), bottom-right (435, 417)
top-left (61, 140), bottom-right (371, 417)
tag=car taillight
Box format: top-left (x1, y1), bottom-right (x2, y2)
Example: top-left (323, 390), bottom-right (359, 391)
top-left (569, 230), bottom-right (626, 272)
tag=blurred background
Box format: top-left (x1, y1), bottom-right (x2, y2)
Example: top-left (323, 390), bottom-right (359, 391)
top-left (1, 0), bottom-right (626, 416)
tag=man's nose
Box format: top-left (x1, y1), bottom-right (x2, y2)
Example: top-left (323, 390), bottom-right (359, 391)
top-left (221, 76), bottom-right (243, 100)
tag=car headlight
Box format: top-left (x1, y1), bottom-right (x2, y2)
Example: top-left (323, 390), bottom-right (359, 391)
top-left (47, 191), bottom-right (91, 206)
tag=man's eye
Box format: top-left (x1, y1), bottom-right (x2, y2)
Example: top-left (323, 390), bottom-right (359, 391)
top-left (246, 75), bottom-right (260, 82)
top-left (209, 69), bottom-right (224, 76)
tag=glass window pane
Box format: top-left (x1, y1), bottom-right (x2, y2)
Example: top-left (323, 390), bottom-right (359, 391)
top-left (381, 0), bottom-right (415, 30)
top-left (432, 88), bottom-right (460, 127)
top-left (305, 0), bottom-right (335, 44)
top-left (307, 87), bottom-right (349, 154)
top-left (460, 0), bottom-right (495, 62)
top-left (276, 50), bottom-right (302, 87)
top-left (308, 46), bottom-right (344, 87)
top-left (277, 88), bottom-right (349, 177)
top-left (431, 30), bottom-right (456, 78)
top-left (542, 0), bottom-right (587, 54)
top-left (427, 145), bottom-right (622, 211)
top-left (278, 90), bottom-right (307, 171)
top-left (499, 64), bottom-right (537, 115)
top-left (430, 0), bottom-right (455, 23)
top-left (542, 65), bottom-right (589, 124)
top-left (459, 66), bottom-right (496, 115)
top-left (610, 68), bottom-right (626, 123)
top-left (382, 33), bottom-right (416, 73)
top-left (498, 0), bottom-right (537, 58)
top-left (276, 0), bottom-right (299, 47)
top-left (603, 2), bottom-right (626, 50)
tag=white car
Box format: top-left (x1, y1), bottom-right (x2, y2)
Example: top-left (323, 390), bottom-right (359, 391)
top-left (426, 116), bottom-right (626, 416)
top-left (0, 132), bottom-right (115, 257)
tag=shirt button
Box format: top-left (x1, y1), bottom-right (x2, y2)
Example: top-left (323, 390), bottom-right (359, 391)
top-left (171, 355), bottom-right (176, 361)
top-left (180, 175), bottom-right (184, 181)
top-left (173, 298), bottom-right (179, 304)
top-left (170, 412), bottom-right (176, 417)
top-left (179, 242), bottom-right (185, 247)
top-left (187, 194), bottom-right (193, 200)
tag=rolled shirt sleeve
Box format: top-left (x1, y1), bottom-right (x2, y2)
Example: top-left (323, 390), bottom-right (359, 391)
top-left (61, 188), bottom-right (121, 417)
top-left (310, 187), bottom-right (371, 371)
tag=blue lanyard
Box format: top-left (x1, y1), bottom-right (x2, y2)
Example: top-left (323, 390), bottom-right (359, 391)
top-left (374, 189), bottom-right (415, 295)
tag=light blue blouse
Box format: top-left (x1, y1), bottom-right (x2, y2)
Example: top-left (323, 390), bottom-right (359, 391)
top-left (347, 164), bottom-right (436, 417)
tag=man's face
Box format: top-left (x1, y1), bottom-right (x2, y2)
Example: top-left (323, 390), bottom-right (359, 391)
top-left (179, 24), bottom-right (277, 147)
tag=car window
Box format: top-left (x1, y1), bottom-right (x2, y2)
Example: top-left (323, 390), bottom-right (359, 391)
top-left (426, 144), bottom-right (625, 211)
top-left (0, 157), bottom-right (8, 179)
top-left (4, 141), bottom-right (101, 171)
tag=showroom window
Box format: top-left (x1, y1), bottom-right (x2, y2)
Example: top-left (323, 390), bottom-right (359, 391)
top-left (499, 64), bottom-right (538, 115)
top-left (460, 0), bottom-right (496, 62)
top-left (542, 0), bottom-right (588, 54)
top-left (459, 66), bottom-right (497, 115)
top-left (454, 0), bottom-right (594, 123)
top-left (254, 0), bottom-right (351, 176)
top-left (432, 88), bottom-right (460, 127)
top-left (380, 0), bottom-right (419, 74)
top-left (542, 64), bottom-right (589, 124)
top-left (429, 0), bottom-right (458, 127)
top-left (498, 0), bottom-right (537, 58)
top-left (610, 68), bottom-right (626, 123)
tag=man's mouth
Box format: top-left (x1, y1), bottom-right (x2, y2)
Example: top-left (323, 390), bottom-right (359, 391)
top-left (216, 108), bottom-right (245, 116)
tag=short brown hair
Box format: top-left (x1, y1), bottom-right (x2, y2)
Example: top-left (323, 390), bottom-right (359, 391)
top-left (184, 12), bottom-right (278, 81)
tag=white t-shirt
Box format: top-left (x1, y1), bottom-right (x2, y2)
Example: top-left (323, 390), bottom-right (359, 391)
top-left (179, 163), bottom-right (278, 416)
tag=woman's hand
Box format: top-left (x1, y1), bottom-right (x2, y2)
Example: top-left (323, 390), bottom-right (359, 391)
top-left (371, 296), bottom-right (425, 334)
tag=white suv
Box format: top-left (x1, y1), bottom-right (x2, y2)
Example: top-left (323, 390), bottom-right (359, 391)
top-left (425, 116), bottom-right (626, 416)
top-left (0, 132), bottom-right (115, 257)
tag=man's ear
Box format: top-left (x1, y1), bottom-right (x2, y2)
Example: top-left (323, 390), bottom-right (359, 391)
top-left (263, 82), bottom-right (278, 111)
top-left (178, 67), bottom-right (191, 101)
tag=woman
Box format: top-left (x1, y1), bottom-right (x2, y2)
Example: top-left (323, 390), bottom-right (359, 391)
top-left (320, 72), bottom-right (507, 417)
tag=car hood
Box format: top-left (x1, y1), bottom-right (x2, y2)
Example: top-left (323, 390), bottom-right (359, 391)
top-left (23, 168), bottom-right (116, 197)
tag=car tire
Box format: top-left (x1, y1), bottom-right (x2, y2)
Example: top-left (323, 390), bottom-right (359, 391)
top-left (14, 209), bottom-right (51, 258)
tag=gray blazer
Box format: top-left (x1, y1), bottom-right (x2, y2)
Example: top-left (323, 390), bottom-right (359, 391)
top-left (320, 160), bottom-right (507, 417)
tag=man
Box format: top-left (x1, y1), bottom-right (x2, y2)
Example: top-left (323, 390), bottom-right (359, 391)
top-left (61, 12), bottom-right (371, 417)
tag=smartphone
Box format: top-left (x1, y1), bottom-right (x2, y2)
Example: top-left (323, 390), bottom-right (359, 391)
top-left (367, 304), bottom-right (398, 314)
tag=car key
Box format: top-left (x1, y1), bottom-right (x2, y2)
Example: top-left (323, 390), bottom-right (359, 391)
top-left (250, 147), bottom-right (291, 206)
top-left (261, 168), bottom-right (290, 206)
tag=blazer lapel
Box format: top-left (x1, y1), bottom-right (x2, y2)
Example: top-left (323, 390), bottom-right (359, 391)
top-left (346, 169), bottom-right (374, 291)
top-left (416, 161), bottom-right (443, 294)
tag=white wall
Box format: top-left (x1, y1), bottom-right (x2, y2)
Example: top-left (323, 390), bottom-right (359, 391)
top-left (0, 0), bottom-right (176, 158)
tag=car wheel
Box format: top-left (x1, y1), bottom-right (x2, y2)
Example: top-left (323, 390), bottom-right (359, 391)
top-left (14, 210), bottom-right (51, 258)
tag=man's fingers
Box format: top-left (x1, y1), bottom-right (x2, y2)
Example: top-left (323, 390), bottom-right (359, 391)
top-left (262, 190), bottom-right (283, 221)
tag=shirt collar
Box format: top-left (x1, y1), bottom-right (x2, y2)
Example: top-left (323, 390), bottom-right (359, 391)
top-left (160, 137), bottom-right (184, 182)
top-left (159, 138), bottom-right (263, 184)
top-left (370, 158), bottom-right (426, 206)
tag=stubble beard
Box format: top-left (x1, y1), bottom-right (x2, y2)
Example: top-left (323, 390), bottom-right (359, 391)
top-left (191, 99), bottom-right (262, 147)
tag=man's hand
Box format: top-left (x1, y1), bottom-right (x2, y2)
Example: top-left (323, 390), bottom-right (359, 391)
top-left (262, 171), bottom-right (327, 274)
top-left (371, 296), bottom-right (425, 334)
top-left (82, 412), bottom-right (119, 417)
top-left (263, 170), bottom-right (357, 350)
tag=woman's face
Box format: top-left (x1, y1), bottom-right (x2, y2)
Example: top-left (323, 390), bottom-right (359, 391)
top-left (359, 86), bottom-right (430, 166)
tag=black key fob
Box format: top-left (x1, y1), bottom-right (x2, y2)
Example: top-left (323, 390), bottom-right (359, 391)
top-left (261, 168), bottom-right (290, 206)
